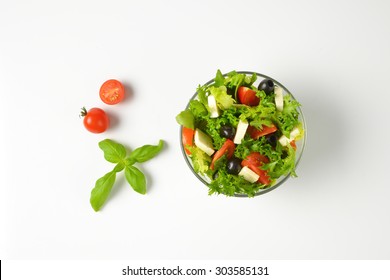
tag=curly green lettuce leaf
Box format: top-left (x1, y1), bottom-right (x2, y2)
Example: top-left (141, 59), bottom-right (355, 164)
top-left (208, 169), bottom-right (263, 197)
top-left (196, 84), bottom-right (208, 106)
top-left (196, 105), bottom-right (243, 150)
top-left (224, 71), bottom-right (244, 99)
top-left (176, 109), bottom-right (194, 129)
top-left (199, 116), bottom-right (225, 150)
top-left (234, 137), bottom-right (274, 160)
top-left (221, 71), bottom-right (257, 99)
top-left (262, 144), bottom-right (297, 178)
top-left (209, 86), bottom-right (235, 110)
top-left (220, 106), bottom-right (241, 127)
top-left (189, 99), bottom-right (208, 117)
top-left (187, 146), bottom-right (211, 175)
top-left (245, 72), bottom-right (257, 85)
top-left (234, 136), bottom-right (297, 181)
top-left (237, 91), bottom-right (276, 128)
top-left (273, 94), bottom-right (301, 137)
top-left (214, 69), bottom-right (225, 87)
top-left (226, 71), bottom-right (245, 87)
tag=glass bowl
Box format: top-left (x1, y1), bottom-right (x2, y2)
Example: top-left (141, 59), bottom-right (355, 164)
top-left (179, 71), bottom-right (306, 197)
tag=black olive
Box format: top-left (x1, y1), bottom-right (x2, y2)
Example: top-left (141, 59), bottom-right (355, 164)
top-left (266, 133), bottom-right (278, 147)
top-left (258, 78), bottom-right (275, 95)
top-left (226, 158), bottom-right (242, 175)
top-left (220, 125), bottom-right (236, 140)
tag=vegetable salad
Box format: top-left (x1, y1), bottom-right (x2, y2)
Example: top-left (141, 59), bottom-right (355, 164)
top-left (176, 70), bottom-right (304, 197)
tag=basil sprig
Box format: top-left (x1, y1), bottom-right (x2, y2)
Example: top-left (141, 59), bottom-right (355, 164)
top-left (90, 139), bottom-right (164, 211)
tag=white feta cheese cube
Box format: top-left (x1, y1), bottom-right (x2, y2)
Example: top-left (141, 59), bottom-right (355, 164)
top-left (207, 95), bottom-right (220, 118)
top-left (233, 119), bottom-right (249, 144)
top-left (274, 86), bottom-right (284, 112)
top-left (194, 128), bottom-right (215, 156)
top-left (238, 166), bottom-right (260, 183)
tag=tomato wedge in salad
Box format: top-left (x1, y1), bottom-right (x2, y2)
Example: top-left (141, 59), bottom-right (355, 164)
top-left (243, 152), bottom-right (269, 166)
top-left (210, 139), bottom-right (235, 170)
top-left (182, 127), bottom-right (195, 155)
top-left (237, 86), bottom-right (260, 106)
top-left (247, 124), bottom-right (278, 139)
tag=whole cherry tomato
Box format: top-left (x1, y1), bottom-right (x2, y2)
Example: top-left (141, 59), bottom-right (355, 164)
top-left (80, 107), bottom-right (109, 133)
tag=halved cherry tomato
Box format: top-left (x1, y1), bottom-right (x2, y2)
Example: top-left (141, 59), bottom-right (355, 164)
top-left (238, 86), bottom-right (260, 106)
top-left (241, 152), bottom-right (271, 185)
top-left (99, 79), bottom-right (125, 105)
top-left (80, 107), bottom-right (109, 133)
top-left (247, 124), bottom-right (278, 139)
top-left (210, 139), bottom-right (235, 170)
top-left (182, 127), bottom-right (195, 155)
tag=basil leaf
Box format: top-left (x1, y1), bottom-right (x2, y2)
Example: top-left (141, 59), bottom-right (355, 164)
top-left (90, 171), bottom-right (116, 211)
top-left (175, 110), bottom-right (194, 129)
top-left (124, 157), bottom-right (136, 166)
top-left (129, 140), bottom-right (164, 163)
top-left (98, 139), bottom-right (127, 163)
top-left (113, 162), bottom-right (125, 172)
top-left (125, 166), bottom-right (146, 195)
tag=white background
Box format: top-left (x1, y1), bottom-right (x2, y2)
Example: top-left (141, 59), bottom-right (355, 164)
top-left (1, 0), bottom-right (389, 260)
